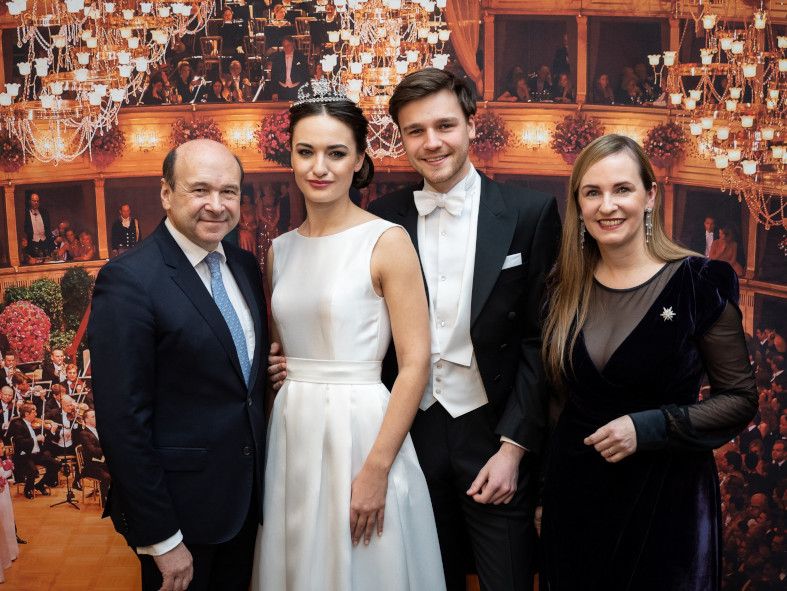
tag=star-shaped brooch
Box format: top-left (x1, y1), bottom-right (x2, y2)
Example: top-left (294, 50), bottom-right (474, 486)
top-left (660, 306), bottom-right (676, 322)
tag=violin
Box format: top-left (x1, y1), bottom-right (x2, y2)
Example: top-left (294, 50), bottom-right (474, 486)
top-left (30, 418), bottom-right (57, 430)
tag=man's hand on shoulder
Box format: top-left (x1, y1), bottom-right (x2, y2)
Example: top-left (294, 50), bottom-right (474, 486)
top-left (152, 542), bottom-right (193, 591)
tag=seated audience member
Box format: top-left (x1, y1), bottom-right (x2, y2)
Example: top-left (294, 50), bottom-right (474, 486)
top-left (223, 60), bottom-right (253, 102)
top-left (1, 387), bottom-right (15, 445)
top-left (24, 193), bottom-right (54, 260)
top-left (552, 72), bottom-right (575, 103)
top-left (8, 404), bottom-right (60, 498)
top-left (57, 228), bottom-right (81, 261)
top-left (204, 79), bottom-right (229, 103)
top-left (141, 73), bottom-right (169, 105)
top-left (51, 220), bottom-right (70, 249)
top-left (110, 203), bottom-right (142, 257)
top-left (622, 78), bottom-right (644, 105)
top-left (71, 231), bottom-right (96, 261)
top-left (174, 60), bottom-right (198, 103)
top-left (496, 75), bottom-right (530, 102)
top-left (77, 409), bottom-right (110, 506)
top-left (41, 349), bottom-right (66, 384)
top-left (634, 62), bottom-right (657, 102)
top-left (529, 65), bottom-right (553, 101)
top-left (592, 73), bottom-right (615, 104)
top-left (709, 226), bottom-right (744, 276)
top-left (270, 36), bottom-right (309, 101)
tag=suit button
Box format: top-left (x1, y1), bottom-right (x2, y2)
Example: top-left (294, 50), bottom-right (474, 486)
top-left (493, 374), bottom-right (502, 382)
top-left (247, 397), bottom-right (253, 406)
top-left (507, 311), bottom-right (517, 320)
top-left (242, 446), bottom-right (252, 456)
top-left (499, 343), bottom-right (508, 351)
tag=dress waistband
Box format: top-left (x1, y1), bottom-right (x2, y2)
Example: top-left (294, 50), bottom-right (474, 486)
top-left (286, 357), bottom-right (383, 385)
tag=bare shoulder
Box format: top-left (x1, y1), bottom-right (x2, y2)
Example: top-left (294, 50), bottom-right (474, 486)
top-left (373, 224), bottom-right (412, 254)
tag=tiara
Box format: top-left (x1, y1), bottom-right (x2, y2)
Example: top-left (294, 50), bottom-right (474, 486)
top-left (292, 78), bottom-right (350, 106)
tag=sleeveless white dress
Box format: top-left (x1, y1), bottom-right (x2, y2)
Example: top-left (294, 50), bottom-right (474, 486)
top-left (252, 219), bottom-right (445, 591)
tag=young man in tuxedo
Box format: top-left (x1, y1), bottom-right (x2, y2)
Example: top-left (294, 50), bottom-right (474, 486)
top-left (270, 69), bottom-right (560, 590)
top-left (89, 139), bottom-right (268, 591)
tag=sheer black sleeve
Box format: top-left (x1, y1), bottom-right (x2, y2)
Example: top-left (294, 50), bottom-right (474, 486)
top-left (633, 302), bottom-right (758, 451)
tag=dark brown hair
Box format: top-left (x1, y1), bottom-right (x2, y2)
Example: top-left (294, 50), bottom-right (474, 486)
top-left (289, 99), bottom-right (374, 189)
top-left (389, 68), bottom-right (476, 126)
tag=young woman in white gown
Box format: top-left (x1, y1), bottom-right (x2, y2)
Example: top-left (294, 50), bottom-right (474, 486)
top-left (251, 83), bottom-right (446, 590)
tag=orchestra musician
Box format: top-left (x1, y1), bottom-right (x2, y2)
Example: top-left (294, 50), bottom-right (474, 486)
top-left (1, 387), bottom-right (16, 445)
top-left (63, 364), bottom-right (93, 407)
top-left (77, 409), bottom-right (110, 506)
top-left (7, 404), bottom-right (60, 498)
top-left (45, 394), bottom-right (85, 488)
top-left (41, 348), bottom-right (67, 384)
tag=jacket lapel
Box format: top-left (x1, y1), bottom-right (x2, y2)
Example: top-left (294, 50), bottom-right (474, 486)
top-left (225, 248), bottom-right (262, 394)
top-left (471, 175), bottom-right (517, 326)
top-left (155, 223), bottom-right (246, 388)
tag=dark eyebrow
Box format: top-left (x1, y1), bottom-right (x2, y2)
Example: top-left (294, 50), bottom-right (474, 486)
top-left (294, 142), bottom-right (350, 150)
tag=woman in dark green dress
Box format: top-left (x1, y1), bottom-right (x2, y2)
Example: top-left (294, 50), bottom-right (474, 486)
top-left (540, 134), bottom-right (757, 590)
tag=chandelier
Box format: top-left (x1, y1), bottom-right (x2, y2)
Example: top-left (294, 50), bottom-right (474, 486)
top-left (658, 1), bottom-right (787, 229)
top-left (0, 0), bottom-right (212, 164)
top-left (319, 0), bottom-right (451, 159)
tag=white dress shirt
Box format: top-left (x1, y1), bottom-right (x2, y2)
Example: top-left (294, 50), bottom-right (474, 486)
top-left (24, 419), bottom-right (40, 453)
top-left (705, 231), bottom-right (714, 257)
top-left (121, 217), bottom-right (131, 229)
top-left (417, 166), bottom-right (488, 417)
top-left (284, 52), bottom-right (294, 86)
top-left (139, 220), bottom-right (256, 557)
top-left (30, 210), bottom-right (46, 242)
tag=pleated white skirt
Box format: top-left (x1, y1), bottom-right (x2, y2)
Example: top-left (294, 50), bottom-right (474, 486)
top-left (252, 358), bottom-right (445, 591)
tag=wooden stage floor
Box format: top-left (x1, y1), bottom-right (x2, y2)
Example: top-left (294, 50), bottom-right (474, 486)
top-left (3, 486), bottom-right (139, 590)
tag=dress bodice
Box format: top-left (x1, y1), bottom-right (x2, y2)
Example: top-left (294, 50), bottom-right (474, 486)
top-left (271, 219), bottom-right (397, 362)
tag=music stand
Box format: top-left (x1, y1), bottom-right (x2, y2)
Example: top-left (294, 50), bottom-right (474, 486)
top-left (50, 456), bottom-right (79, 510)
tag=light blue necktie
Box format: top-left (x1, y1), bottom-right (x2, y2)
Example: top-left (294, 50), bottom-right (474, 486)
top-left (204, 251), bottom-right (250, 385)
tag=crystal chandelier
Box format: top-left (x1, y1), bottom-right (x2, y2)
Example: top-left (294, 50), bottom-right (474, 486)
top-left (0, 0), bottom-right (212, 164)
top-left (319, 0), bottom-right (451, 159)
top-left (659, 1), bottom-right (786, 229)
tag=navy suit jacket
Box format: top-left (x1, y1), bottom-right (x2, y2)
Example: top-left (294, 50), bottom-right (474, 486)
top-left (88, 220), bottom-right (268, 547)
top-left (369, 174), bottom-right (561, 454)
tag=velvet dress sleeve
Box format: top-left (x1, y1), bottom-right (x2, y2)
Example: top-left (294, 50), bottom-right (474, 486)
top-left (630, 260), bottom-right (758, 451)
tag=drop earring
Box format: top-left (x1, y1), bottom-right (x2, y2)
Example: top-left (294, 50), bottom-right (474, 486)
top-left (645, 208), bottom-right (653, 244)
top-left (579, 216), bottom-right (586, 250)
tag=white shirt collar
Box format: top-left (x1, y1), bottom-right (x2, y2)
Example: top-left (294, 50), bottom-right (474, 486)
top-left (164, 218), bottom-right (226, 268)
top-left (423, 164), bottom-right (478, 197)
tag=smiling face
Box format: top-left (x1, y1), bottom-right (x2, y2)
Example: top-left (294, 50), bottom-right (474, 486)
top-left (161, 140), bottom-right (242, 251)
top-left (397, 89), bottom-right (475, 193)
top-left (291, 113), bottom-right (364, 207)
top-left (577, 150), bottom-right (656, 254)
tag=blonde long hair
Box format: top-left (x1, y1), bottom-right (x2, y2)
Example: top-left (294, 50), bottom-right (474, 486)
top-left (542, 134), bottom-right (696, 385)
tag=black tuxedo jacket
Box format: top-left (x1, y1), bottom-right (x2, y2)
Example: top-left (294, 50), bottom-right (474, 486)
top-left (23, 208), bottom-right (52, 244)
top-left (270, 50), bottom-right (309, 88)
top-left (77, 427), bottom-right (104, 462)
top-left (368, 174), bottom-right (561, 454)
top-left (689, 228), bottom-right (718, 255)
top-left (41, 360), bottom-right (64, 384)
top-left (88, 220), bottom-right (268, 548)
top-left (7, 418), bottom-right (36, 455)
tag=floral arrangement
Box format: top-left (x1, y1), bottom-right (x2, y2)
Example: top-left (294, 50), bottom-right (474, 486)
top-left (255, 110), bottom-right (291, 167)
top-left (0, 301), bottom-right (51, 362)
top-left (2, 459), bottom-right (13, 472)
top-left (90, 125), bottom-right (126, 168)
top-left (471, 111), bottom-right (513, 160)
top-left (3, 279), bottom-right (63, 331)
top-left (550, 112), bottom-right (605, 163)
top-left (644, 121), bottom-right (688, 169)
top-left (170, 117), bottom-right (224, 147)
top-left (0, 130), bottom-right (25, 173)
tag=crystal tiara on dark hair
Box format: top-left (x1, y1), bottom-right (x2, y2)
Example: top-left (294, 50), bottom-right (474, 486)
top-left (292, 78), bottom-right (352, 106)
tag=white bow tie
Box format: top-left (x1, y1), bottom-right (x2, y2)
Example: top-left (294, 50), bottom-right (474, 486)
top-left (413, 190), bottom-right (465, 217)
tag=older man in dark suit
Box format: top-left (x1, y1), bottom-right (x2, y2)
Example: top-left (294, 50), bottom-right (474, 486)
top-left (89, 139), bottom-right (268, 591)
